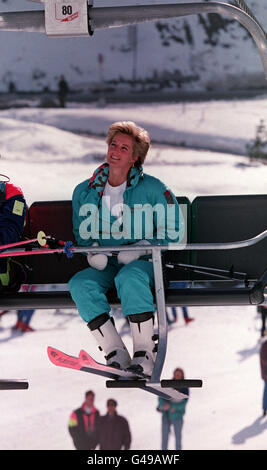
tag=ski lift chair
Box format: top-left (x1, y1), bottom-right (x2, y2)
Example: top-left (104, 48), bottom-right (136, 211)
top-left (1, 0), bottom-right (267, 389)
top-left (0, 194), bottom-right (266, 386)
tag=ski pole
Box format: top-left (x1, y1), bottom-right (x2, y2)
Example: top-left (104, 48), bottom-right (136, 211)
top-left (0, 242), bottom-right (152, 259)
top-left (0, 246), bottom-right (67, 258)
top-left (0, 230), bottom-right (49, 251)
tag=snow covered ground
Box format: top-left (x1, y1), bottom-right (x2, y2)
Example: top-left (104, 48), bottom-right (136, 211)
top-left (0, 97), bottom-right (266, 450)
top-left (0, 95), bottom-right (267, 206)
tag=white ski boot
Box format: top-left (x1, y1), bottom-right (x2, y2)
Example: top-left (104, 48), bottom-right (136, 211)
top-left (87, 313), bottom-right (131, 369)
top-left (128, 312), bottom-right (156, 377)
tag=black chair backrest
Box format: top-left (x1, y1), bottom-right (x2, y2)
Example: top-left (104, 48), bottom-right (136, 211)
top-left (162, 196), bottom-right (192, 282)
top-left (26, 201), bottom-right (87, 284)
top-left (191, 195), bottom-right (267, 281)
top-left (22, 195), bottom-right (267, 285)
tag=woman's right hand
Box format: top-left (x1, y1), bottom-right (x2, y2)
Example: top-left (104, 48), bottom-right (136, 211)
top-left (87, 242), bottom-right (108, 270)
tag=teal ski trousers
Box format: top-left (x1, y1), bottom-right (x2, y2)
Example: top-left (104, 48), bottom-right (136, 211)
top-left (68, 257), bottom-right (155, 323)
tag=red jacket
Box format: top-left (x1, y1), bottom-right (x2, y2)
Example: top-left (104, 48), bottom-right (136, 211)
top-left (68, 402), bottom-right (100, 450)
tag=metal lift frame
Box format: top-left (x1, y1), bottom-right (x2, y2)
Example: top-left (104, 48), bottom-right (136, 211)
top-left (79, 232), bottom-right (267, 384)
top-left (0, 1), bottom-right (266, 77)
top-left (0, 0), bottom-right (266, 390)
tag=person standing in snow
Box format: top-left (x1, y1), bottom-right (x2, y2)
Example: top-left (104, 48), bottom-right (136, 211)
top-left (166, 306), bottom-right (194, 325)
top-left (0, 175), bottom-right (26, 292)
top-left (97, 398), bottom-right (131, 450)
top-left (157, 367), bottom-right (189, 449)
top-left (13, 285), bottom-right (37, 332)
top-left (68, 390), bottom-right (100, 450)
top-left (58, 75), bottom-right (69, 108)
top-left (13, 308), bottom-right (35, 332)
top-left (259, 331), bottom-right (267, 417)
top-left (68, 121), bottom-right (180, 377)
top-left (258, 305), bottom-right (267, 338)
top-left (166, 282), bottom-right (194, 325)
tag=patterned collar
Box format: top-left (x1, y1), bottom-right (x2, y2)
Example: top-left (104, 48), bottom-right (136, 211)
top-left (88, 163), bottom-right (143, 196)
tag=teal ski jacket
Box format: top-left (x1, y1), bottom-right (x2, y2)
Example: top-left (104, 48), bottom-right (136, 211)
top-left (157, 392), bottom-right (189, 421)
top-left (72, 163), bottom-right (180, 248)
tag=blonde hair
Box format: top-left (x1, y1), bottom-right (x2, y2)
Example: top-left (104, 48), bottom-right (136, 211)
top-left (106, 121), bottom-right (150, 167)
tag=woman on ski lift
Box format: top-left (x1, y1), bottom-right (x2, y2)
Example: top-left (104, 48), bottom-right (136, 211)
top-left (68, 121), bottom-right (180, 377)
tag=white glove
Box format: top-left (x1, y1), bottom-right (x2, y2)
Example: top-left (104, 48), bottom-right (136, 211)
top-left (87, 242), bottom-right (108, 271)
top-left (117, 240), bottom-right (151, 265)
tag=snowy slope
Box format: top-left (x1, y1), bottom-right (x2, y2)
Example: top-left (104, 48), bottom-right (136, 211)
top-left (2, 95), bottom-right (267, 154)
top-left (0, 98), bottom-right (266, 450)
top-left (0, 302), bottom-right (265, 449)
top-left (0, 0), bottom-right (266, 91)
top-left (0, 96), bottom-right (267, 205)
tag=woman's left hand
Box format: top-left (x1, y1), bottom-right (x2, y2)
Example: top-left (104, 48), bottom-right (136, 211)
top-left (117, 241), bottom-right (150, 264)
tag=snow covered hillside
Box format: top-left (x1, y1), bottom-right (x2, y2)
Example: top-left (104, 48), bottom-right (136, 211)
top-left (0, 97), bottom-right (266, 450)
top-left (0, 0), bottom-right (266, 92)
top-left (0, 95), bottom-right (266, 205)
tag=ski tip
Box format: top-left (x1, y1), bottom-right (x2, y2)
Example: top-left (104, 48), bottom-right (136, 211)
top-left (47, 345), bottom-right (59, 357)
top-left (79, 349), bottom-right (90, 363)
top-left (47, 346), bottom-right (59, 363)
top-left (79, 350), bottom-right (98, 368)
top-left (47, 346), bottom-right (81, 370)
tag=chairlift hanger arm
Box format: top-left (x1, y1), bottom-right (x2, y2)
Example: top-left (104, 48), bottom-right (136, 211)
top-left (90, 3), bottom-right (267, 79)
top-left (57, 228), bottom-right (267, 254)
top-left (0, 2), bottom-right (266, 77)
top-left (0, 10), bottom-right (45, 33)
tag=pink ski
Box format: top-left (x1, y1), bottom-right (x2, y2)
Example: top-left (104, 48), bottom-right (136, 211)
top-left (47, 346), bottom-right (190, 401)
top-left (47, 346), bottom-right (141, 379)
top-left (47, 346), bottom-right (81, 370)
top-left (79, 349), bottom-right (142, 379)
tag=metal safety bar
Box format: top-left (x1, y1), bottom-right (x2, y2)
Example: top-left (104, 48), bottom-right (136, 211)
top-left (50, 229), bottom-right (266, 384)
top-left (84, 229), bottom-right (266, 383)
top-left (58, 228), bottom-right (267, 255)
top-left (1, 229), bottom-right (266, 383)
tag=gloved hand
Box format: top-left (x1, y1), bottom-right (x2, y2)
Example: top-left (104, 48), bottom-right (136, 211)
top-left (87, 242), bottom-right (108, 271)
top-left (117, 240), bottom-right (151, 265)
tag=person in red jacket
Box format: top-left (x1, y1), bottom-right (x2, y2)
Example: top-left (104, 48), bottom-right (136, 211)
top-left (97, 398), bottom-right (131, 450)
top-left (68, 390), bottom-right (100, 450)
top-left (0, 177), bottom-right (26, 291)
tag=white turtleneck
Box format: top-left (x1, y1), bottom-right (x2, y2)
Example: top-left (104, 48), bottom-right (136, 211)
top-left (103, 180), bottom-right (126, 221)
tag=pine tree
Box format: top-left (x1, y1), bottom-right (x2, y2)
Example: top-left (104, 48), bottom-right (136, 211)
top-left (246, 119), bottom-right (267, 161)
